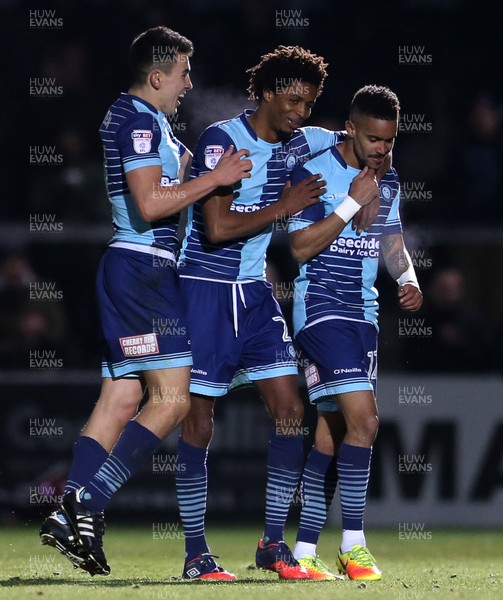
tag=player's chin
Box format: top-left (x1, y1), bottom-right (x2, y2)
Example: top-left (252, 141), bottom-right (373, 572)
top-left (286, 117), bottom-right (302, 131)
top-left (368, 157), bottom-right (385, 169)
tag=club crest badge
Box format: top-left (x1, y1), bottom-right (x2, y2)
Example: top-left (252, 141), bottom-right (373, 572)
top-left (381, 184), bottom-right (392, 202)
top-left (204, 145), bottom-right (224, 170)
top-left (131, 130), bottom-right (153, 154)
top-left (285, 153), bottom-right (297, 170)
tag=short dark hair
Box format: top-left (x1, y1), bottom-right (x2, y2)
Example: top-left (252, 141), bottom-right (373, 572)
top-left (246, 45), bottom-right (328, 101)
top-left (129, 26), bottom-right (194, 86)
top-left (350, 85), bottom-right (400, 120)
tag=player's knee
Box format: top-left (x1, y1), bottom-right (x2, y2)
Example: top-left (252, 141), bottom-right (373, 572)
top-left (359, 413), bottom-right (379, 443)
top-left (115, 402), bottom-right (140, 426)
top-left (269, 399), bottom-right (304, 423)
top-left (181, 411), bottom-right (214, 447)
top-left (95, 392), bottom-right (141, 426)
top-left (314, 432), bottom-right (336, 455)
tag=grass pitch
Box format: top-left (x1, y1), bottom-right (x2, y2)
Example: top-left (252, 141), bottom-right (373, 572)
top-left (1, 525), bottom-right (502, 599)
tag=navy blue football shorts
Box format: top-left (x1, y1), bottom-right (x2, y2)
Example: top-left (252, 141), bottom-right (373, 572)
top-left (296, 318), bottom-right (377, 411)
top-left (96, 246), bottom-right (192, 379)
top-left (180, 278), bottom-right (298, 397)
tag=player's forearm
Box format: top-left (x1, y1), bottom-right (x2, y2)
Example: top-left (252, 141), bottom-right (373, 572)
top-left (290, 214), bottom-right (346, 264)
top-left (139, 170), bottom-right (226, 221)
top-left (205, 202), bottom-right (289, 244)
top-left (381, 234), bottom-right (414, 281)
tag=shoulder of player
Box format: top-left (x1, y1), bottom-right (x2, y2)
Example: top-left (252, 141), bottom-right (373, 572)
top-left (290, 147), bottom-right (334, 185)
top-left (381, 166), bottom-right (400, 185)
top-left (379, 167), bottom-right (400, 204)
top-left (194, 123), bottom-right (235, 160)
top-left (297, 125), bottom-right (340, 147)
top-left (298, 125), bottom-right (334, 137)
top-left (201, 112), bottom-right (243, 136)
top-left (112, 102), bottom-right (159, 139)
top-left (300, 145), bottom-right (339, 174)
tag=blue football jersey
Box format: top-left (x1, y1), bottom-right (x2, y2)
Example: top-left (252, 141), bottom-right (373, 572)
top-left (178, 109), bottom-right (337, 282)
top-left (99, 93), bottom-right (187, 252)
top-left (289, 144), bottom-right (402, 334)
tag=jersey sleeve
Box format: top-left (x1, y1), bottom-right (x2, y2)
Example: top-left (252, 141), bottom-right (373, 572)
top-left (190, 126), bottom-right (235, 179)
top-left (116, 112), bottom-right (163, 173)
top-left (302, 126), bottom-right (337, 155)
top-left (288, 164), bottom-right (325, 233)
top-left (382, 172), bottom-right (403, 236)
top-left (177, 140), bottom-right (188, 158)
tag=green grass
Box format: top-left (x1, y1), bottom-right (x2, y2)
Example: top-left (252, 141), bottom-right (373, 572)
top-left (1, 525), bottom-right (503, 599)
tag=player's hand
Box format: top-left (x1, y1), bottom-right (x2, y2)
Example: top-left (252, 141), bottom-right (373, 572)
top-left (213, 145), bottom-right (252, 186)
top-left (348, 166), bottom-right (379, 208)
top-left (278, 174), bottom-right (326, 215)
top-left (352, 196), bottom-right (380, 235)
top-left (398, 284), bottom-right (423, 312)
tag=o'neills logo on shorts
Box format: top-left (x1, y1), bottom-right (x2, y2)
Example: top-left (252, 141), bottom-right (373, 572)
top-left (304, 363), bottom-right (320, 388)
top-left (119, 333), bottom-right (159, 357)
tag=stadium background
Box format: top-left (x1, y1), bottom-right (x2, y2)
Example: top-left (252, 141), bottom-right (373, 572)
top-left (1, 0), bottom-right (502, 534)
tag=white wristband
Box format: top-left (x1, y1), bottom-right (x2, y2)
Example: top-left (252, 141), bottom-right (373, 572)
top-left (397, 265), bottom-right (419, 289)
top-left (396, 247), bottom-right (419, 288)
top-left (333, 196), bottom-right (361, 223)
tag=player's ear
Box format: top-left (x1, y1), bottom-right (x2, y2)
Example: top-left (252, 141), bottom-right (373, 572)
top-left (345, 119), bottom-right (355, 137)
top-left (262, 88), bottom-right (274, 103)
top-left (149, 69), bottom-right (163, 91)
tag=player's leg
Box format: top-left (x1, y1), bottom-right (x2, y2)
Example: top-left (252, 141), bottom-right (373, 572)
top-left (334, 388), bottom-right (381, 581)
top-left (62, 366), bottom-right (191, 575)
top-left (73, 366), bottom-right (190, 506)
top-left (65, 377), bottom-right (144, 494)
top-left (234, 283), bottom-right (309, 579)
top-left (256, 374), bottom-right (305, 545)
top-left (253, 376), bottom-right (310, 580)
top-left (175, 394), bottom-right (215, 570)
top-left (80, 377), bottom-right (144, 451)
top-left (293, 318), bottom-right (381, 581)
top-left (40, 377), bottom-right (144, 570)
top-left (294, 410), bottom-right (345, 580)
top-left (176, 395), bottom-right (236, 581)
top-left (175, 277), bottom-right (239, 581)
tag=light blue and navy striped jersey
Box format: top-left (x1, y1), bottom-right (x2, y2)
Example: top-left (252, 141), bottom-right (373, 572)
top-left (289, 144), bottom-right (402, 333)
top-left (178, 109), bottom-right (337, 282)
top-left (99, 93), bottom-right (187, 252)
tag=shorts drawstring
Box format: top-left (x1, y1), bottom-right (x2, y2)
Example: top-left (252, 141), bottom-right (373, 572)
top-left (231, 283), bottom-right (247, 337)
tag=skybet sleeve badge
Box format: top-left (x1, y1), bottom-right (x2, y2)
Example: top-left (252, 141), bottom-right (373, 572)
top-left (204, 145), bottom-right (224, 170)
top-left (131, 130), bottom-right (153, 154)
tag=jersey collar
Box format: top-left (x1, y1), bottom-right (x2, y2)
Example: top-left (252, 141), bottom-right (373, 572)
top-left (330, 143), bottom-right (350, 169)
top-left (122, 92), bottom-right (162, 118)
top-left (240, 109), bottom-right (259, 141)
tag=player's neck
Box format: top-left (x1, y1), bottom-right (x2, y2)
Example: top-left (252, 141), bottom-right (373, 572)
top-left (128, 86), bottom-right (160, 112)
top-left (338, 140), bottom-right (360, 170)
top-left (247, 110), bottom-right (281, 144)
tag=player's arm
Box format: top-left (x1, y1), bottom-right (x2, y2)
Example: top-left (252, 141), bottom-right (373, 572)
top-left (290, 166), bottom-right (380, 264)
top-left (202, 174), bottom-right (326, 244)
top-left (126, 145), bottom-right (252, 222)
top-left (380, 233), bottom-right (423, 312)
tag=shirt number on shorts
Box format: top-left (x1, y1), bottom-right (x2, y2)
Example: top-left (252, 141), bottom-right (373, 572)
top-left (272, 316), bottom-right (292, 342)
top-left (367, 350), bottom-right (378, 381)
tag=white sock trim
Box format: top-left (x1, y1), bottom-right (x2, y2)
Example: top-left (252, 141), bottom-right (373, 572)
top-left (341, 529), bottom-right (366, 554)
top-left (293, 541), bottom-right (317, 559)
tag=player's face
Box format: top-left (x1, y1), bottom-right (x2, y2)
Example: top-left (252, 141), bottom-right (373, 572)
top-left (158, 53), bottom-right (193, 115)
top-left (347, 114), bottom-right (397, 170)
top-left (265, 82), bottom-right (319, 137)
